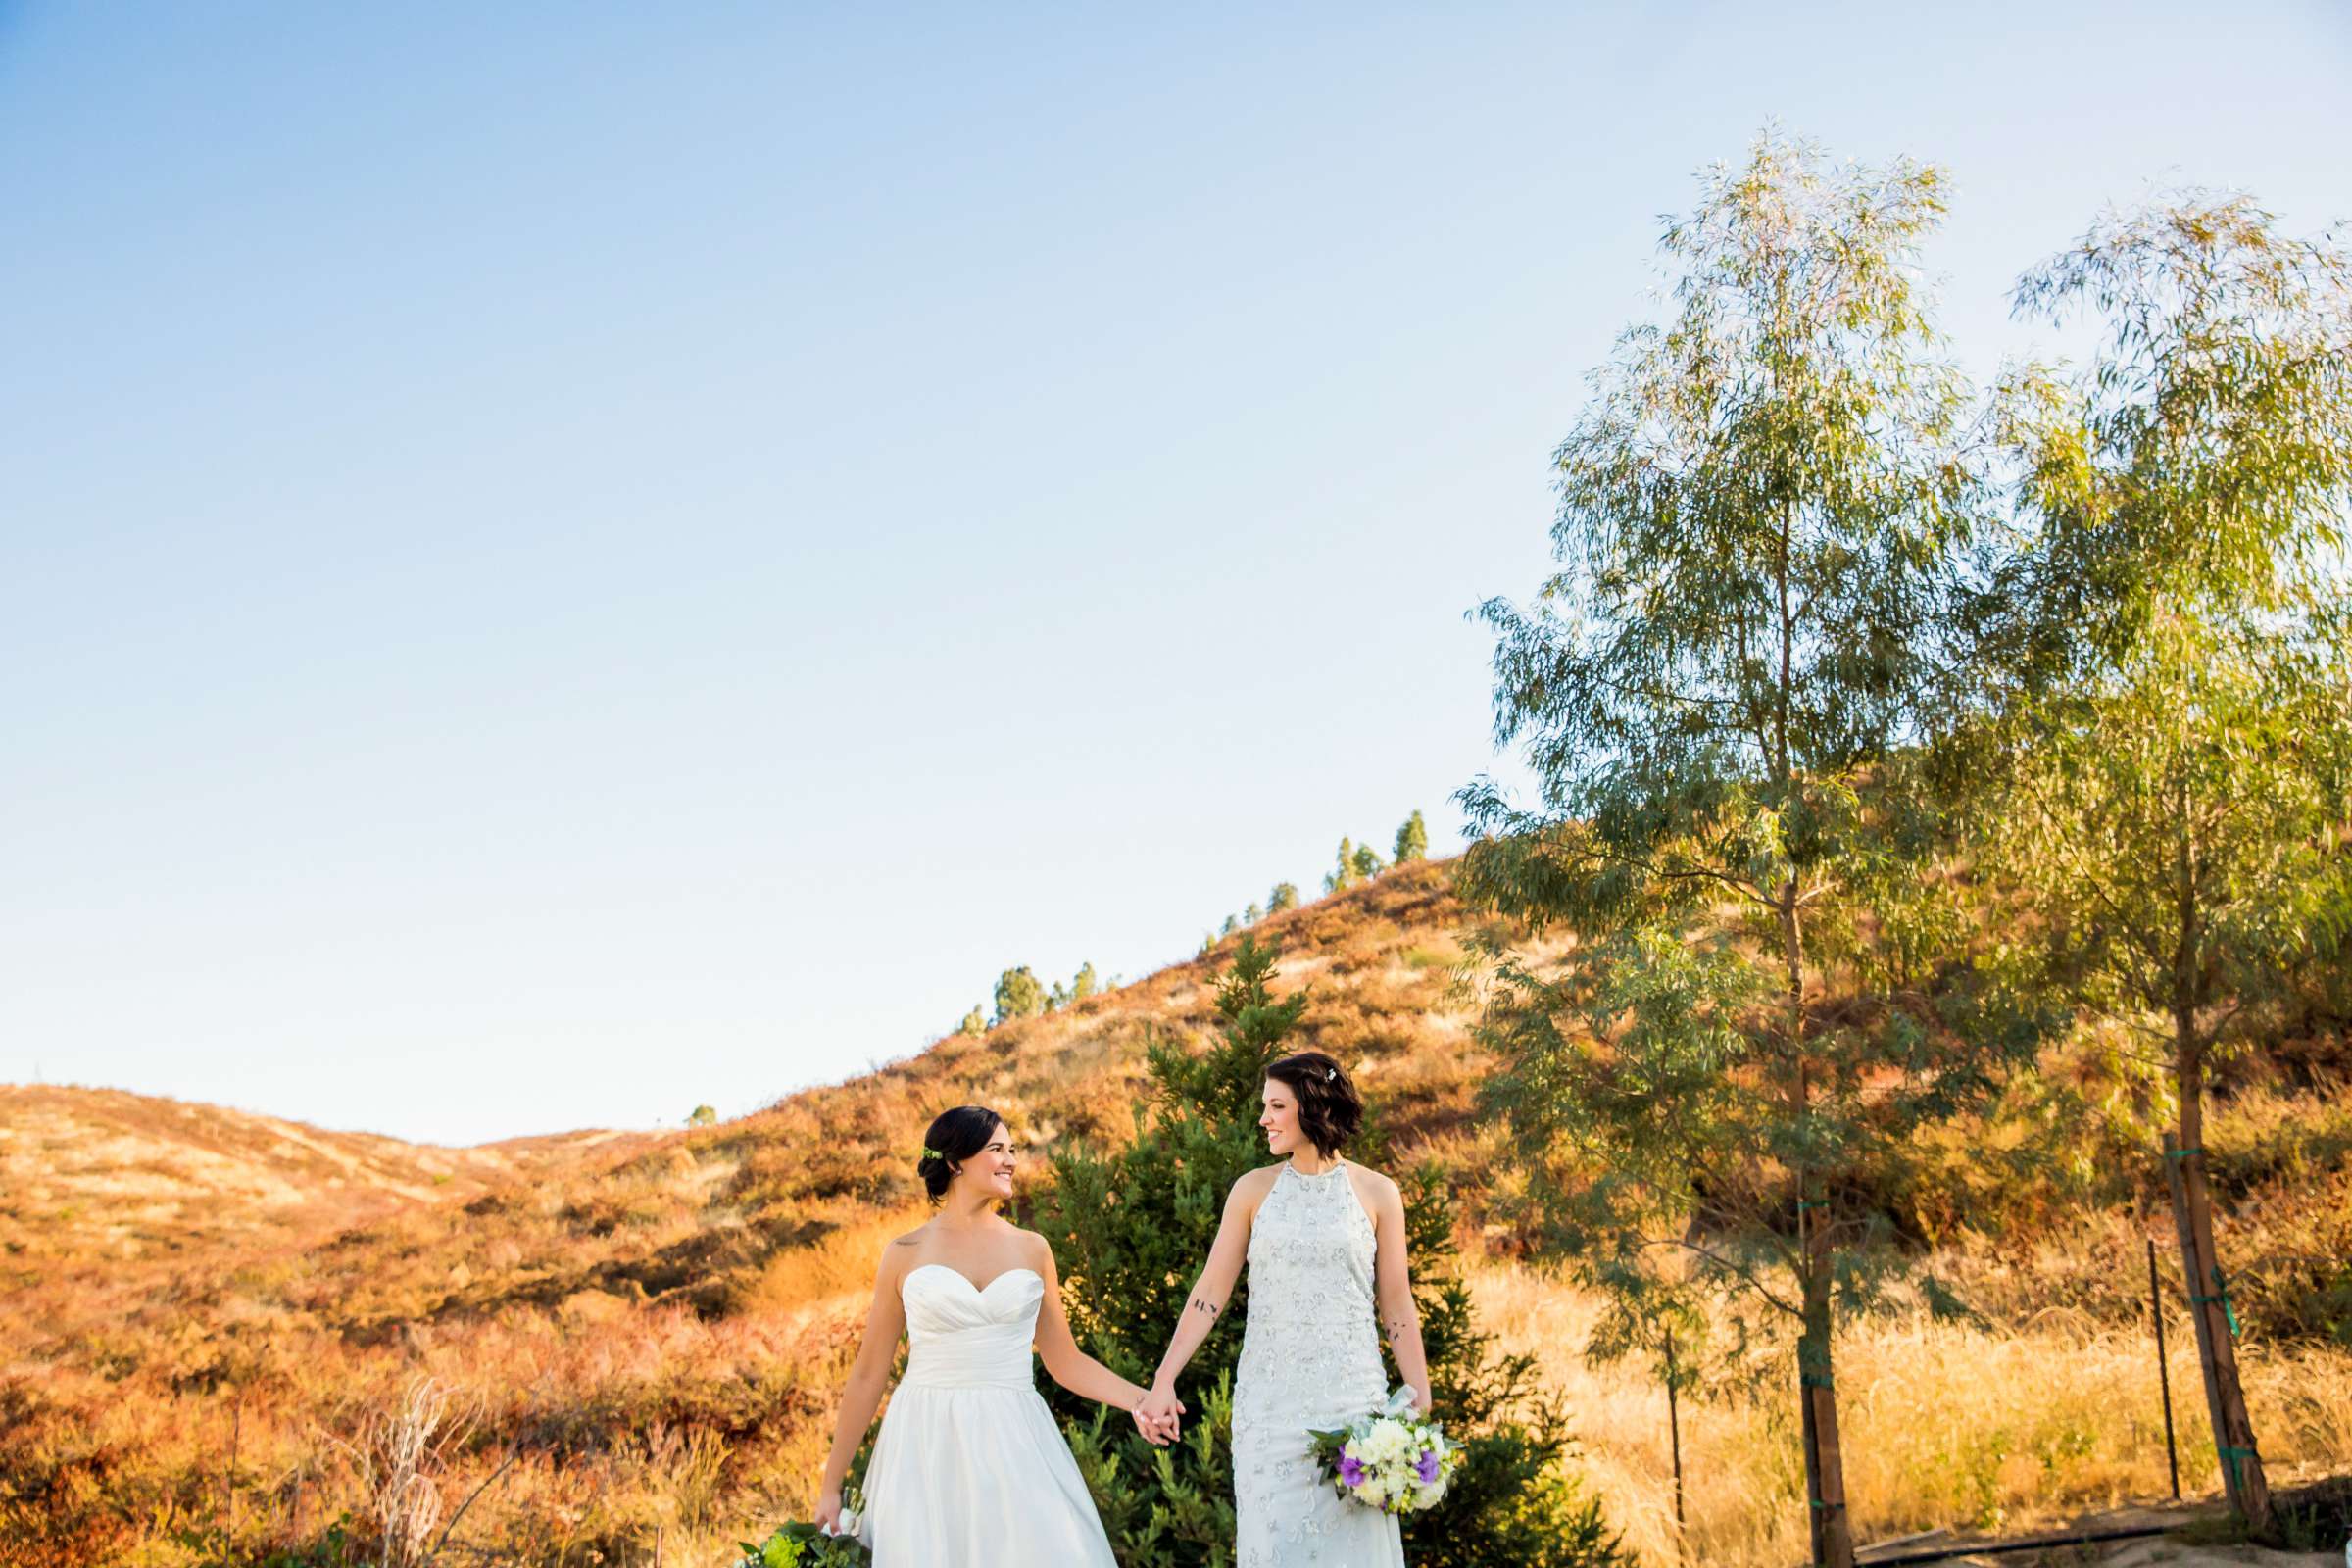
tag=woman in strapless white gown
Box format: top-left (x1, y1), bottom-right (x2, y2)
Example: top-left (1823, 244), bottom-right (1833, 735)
top-left (1138, 1052), bottom-right (1431, 1568)
top-left (814, 1104), bottom-right (1177, 1566)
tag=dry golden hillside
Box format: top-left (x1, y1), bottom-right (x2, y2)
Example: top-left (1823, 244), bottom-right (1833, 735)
top-left (0, 1084), bottom-right (654, 1265)
top-left (5, 854), bottom-right (2347, 1568)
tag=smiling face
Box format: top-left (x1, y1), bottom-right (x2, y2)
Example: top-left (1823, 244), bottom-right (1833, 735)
top-left (1258, 1080), bottom-right (1305, 1157)
top-left (951, 1120), bottom-right (1017, 1200)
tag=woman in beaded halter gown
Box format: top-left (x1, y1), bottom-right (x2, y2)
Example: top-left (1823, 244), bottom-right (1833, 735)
top-left (1138, 1051), bottom-right (1432, 1568)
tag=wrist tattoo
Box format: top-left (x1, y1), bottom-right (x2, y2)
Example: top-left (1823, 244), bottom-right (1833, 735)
top-left (1189, 1298), bottom-right (1219, 1319)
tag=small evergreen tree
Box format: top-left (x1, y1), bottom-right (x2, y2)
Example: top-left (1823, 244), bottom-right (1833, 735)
top-left (1395, 809), bottom-right (1429, 864)
top-left (1220, 913), bottom-right (1239, 936)
top-left (1073, 961), bottom-right (1101, 1001)
top-left (687, 1104), bottom-right (716, 1127)
top-left (1041, 935), bottom-right (1628, 1568)
top-left (958, 1004), bottom-right (988, 1037)
top-left (1243, 902), bottom-right (1263, 926)
top-left (1267, 882), bottom-right (1299, 914)
top-left (1323, 838), bottom-right (1358, 895)
top-left (1050, 978), bottom-right (1072, 1012)
top-left (994, 965), bottom-right (1045, 1025)
top-left (1350, 842), bottom-right (1387, 881)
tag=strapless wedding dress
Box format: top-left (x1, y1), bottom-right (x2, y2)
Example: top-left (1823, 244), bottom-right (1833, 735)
top-left (855, 1264), bottom-right (1118, 1568)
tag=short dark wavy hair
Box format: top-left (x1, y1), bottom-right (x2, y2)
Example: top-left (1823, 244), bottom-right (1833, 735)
top-left (915, 1104), bottom-right (1004, 1201)
top-left (1264, 1052), bottom-right (1362, 1157)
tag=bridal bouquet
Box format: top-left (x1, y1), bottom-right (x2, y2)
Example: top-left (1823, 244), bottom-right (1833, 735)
top-left (735, 1486), bottom-right (870, 1566)
top-left (1307, 1386), bottom-right (1464, 1514)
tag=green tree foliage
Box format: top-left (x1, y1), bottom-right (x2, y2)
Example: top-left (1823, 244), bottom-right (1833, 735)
top-left (994, 965), bottom-right (1045, 1026)
top-left (1350, 842), bottom-right (1387, 881)
top-left (1073, 961), bottom-right (1102, 1001)
top-left (958, 1004), bottom-right (988, 1038)
top-left (1040, 935), bottom-right (1628, 1568)
top-left (1323, 838), bottom-right (1358, 895)
top-left (1455, 129), bottom-right (2050, 1568)
top-left (687, 1104), bottom-right (717, 1127)
top-left (1267, 882), bottom-right (1299, 914)
top-left (1050, 979), bottom-right (1072, 1012)
top-left (1967, 192), bottom-right (2352, 1532)
top-left (1395, 809), bottom-right (1429, 864)
top-left (1221, 913), bottom-right (1239, 937)
top-left (1243, 902), bottom-right (1263, 926)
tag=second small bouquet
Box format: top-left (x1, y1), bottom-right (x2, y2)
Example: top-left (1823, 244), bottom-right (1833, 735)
top-left (1306, 1386), bottom-right (1464, 1515)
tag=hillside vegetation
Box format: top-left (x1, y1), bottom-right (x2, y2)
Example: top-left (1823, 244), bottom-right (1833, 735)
top-left (4, 856), bottom-right (2349, 1567)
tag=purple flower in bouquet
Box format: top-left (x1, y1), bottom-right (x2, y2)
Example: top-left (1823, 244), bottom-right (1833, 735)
top-left (1415, 1449), bottom-right (1442, 1485)
top-left (1338, 1453), bottom-right (1367, 1488)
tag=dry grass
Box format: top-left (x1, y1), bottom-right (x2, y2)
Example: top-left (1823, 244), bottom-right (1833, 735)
top-left (1469, 1259), bottom-right (2352, 1568)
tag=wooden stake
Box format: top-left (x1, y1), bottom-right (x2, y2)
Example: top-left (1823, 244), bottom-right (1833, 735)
top-left (1664, 1330), bottom-right (1687, 1557)
top-left (2147, 1239), bottom-right (2179, 1499)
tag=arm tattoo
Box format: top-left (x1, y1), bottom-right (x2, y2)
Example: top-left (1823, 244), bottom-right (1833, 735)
top-left (1189, 1297), bottom-right (1220, 1320)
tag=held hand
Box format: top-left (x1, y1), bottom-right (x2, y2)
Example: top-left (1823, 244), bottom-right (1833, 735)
top-left (1409, 1385), bottom-right (1433, 1417)
top-left (1131, 1402), bottom-right (1180, 1446)
top-left (1134, 1381), bottom-right (1187, 1446)
top-left (813, 1486), bottom-right (843, 1534)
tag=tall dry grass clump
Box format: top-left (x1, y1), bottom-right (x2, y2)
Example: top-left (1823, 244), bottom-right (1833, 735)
top-left (1469, 1259), bottom-right (2352, 1568)
top-left (331, 1376), bottom-right (481, 1568)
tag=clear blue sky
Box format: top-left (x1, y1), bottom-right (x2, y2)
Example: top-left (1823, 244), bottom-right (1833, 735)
top-left (4, 2), bottom-right (2346, 1146)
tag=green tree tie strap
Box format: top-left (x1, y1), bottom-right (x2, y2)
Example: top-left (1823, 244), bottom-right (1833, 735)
top-left (2194, 1265), bottom-right (2241, 1335)
top-left (2217, 1444), bottom-right (2259, 1490)
top-left (2164, 1146), bottom-right (2205, 1161)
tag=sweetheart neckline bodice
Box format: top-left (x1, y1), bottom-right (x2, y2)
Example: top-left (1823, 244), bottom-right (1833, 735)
top-left (904, 1262), bottom-right (1043, 1297)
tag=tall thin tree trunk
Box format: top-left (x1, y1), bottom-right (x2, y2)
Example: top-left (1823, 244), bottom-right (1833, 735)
top-left (2164, 798), bottom-right (2274, 1535)
top-left (1784, 883), bottom-right (1853, 1568)
top-left (2168, 1038), bottom-right (2274, 1532)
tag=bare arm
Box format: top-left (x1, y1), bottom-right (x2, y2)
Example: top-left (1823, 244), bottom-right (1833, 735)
top-left (1367, 1173), bottom-right (1433, 1414)
top-left (1140, 1174), bottom-right (1261, 1420)
top-left (815, 1243), bottom-right (910, 1527)
top-left (1027, 1237), bottom-right (1172, 1442)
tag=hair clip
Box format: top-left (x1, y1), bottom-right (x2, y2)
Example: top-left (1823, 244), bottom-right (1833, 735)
top-left (1326, 1067), bottom-right (1338, 1081)
top-left (921, 1145), bottom-right (944, 1161)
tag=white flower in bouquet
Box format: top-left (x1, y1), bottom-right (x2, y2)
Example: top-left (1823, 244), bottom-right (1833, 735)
top-left (1306, 1387), bottom-right (1466, 1516)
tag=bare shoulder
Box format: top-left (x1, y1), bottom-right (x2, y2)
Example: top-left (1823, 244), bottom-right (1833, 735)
top-left (1236, 1164), bottom-right (1285, 1197)
top-left (879, 1223), bottom-right (932, 1277)
top-left (1006, 1225), bottom-right (1056, 1271)
top-left (1345, 1161), bottom-right (1405, 1208)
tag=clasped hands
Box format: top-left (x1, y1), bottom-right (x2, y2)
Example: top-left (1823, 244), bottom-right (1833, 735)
top-left (1131, 1378), bottom-right (1186, 1446)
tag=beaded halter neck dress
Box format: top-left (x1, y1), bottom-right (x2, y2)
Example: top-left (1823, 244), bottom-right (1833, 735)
top-left (1231, 1158), bottom-right (1408, 1567)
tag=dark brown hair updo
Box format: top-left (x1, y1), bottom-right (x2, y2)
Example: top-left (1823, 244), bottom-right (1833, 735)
top-left (915, 1104), bottom-right (1004, 1201)
top-left (1264, 1052), bottom-right (1363, 1157)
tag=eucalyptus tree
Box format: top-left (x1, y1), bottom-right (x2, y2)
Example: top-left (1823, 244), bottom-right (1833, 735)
top-left (1455, 131), bottom-right (2039, 1567)
top-left (1976, 193), bottom-right (2352, 1532)
top-left (1395, 809), bottom-right (1430, 864)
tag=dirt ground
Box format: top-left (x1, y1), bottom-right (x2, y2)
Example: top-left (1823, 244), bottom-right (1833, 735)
top-left (1859, 1496), bottom-right (2347, 1567)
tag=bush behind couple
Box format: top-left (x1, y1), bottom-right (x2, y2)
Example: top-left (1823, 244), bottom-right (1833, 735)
top-left (814, 1050), bottom-right (1429, 1567)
